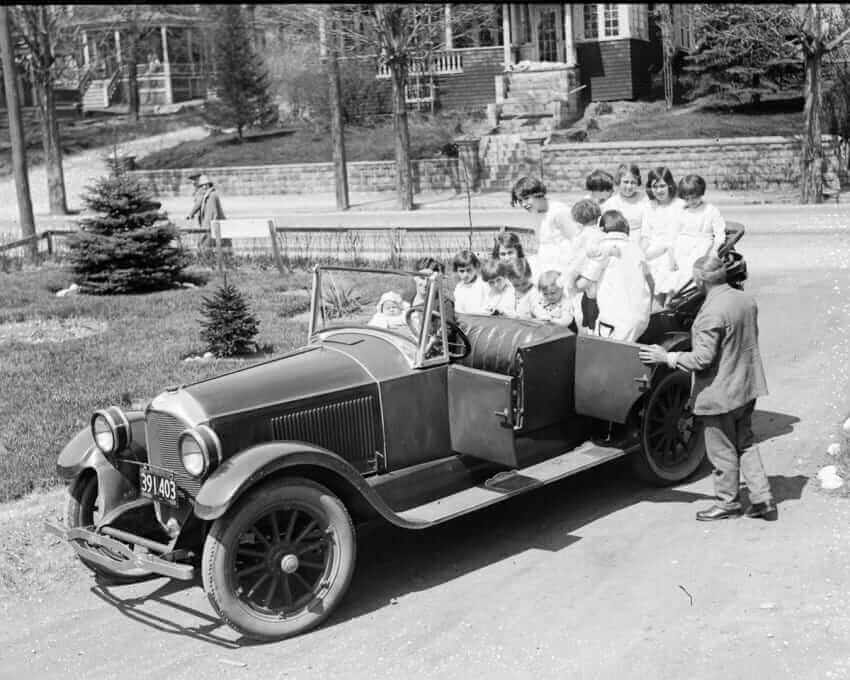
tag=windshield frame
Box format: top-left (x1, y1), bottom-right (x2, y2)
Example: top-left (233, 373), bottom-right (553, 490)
top-left (308, 265), bottom-right (449, 368)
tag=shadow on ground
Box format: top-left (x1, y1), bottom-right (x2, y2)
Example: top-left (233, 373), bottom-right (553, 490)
top-left (88, 410), bottom-right (801, 646)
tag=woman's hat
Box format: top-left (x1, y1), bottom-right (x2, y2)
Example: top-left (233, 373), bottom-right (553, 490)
top-left (197, 174), bottom-right (213, 186)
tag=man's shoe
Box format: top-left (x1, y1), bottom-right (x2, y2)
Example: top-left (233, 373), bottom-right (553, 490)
top-left (744, 501), bottom-right (777, 520)
top-left (696, 505), bottom-right (741, 521)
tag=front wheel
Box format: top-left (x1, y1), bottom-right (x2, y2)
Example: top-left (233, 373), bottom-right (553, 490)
top-left (65, 473), bottom-right (151, 582)
top-left (633, 370), bottom-right (706, 485)
top-left (202, 478), bottom-right (356, 642)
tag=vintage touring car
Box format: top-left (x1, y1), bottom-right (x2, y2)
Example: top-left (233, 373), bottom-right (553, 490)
top-left (47, 225), bottom-right (746, 642)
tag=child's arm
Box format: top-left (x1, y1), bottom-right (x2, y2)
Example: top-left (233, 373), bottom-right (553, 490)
top-left (709, 204), bottom-right (726, 254)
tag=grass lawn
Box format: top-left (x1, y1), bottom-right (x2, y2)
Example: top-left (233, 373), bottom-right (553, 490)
top-left (585, 99), bottom-right (804, 143)
top-left (0, 110), bottom-right (206, 178)
top-left (134, 112), bottom-right (475, 170)
top-left (0, 262), bottom-right (315, 503)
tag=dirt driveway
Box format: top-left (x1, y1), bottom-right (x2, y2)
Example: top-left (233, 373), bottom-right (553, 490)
top-left (1, 227), bottom-right (849, 680)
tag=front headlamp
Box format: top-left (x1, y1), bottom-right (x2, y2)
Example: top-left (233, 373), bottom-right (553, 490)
top-left (90, 407), bottom-right (131, 455)
top-left (178, 425), bottom-right (221, 478)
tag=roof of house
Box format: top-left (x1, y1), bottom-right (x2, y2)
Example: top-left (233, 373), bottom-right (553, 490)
top-left (69, 8), bottom-right (205, 29)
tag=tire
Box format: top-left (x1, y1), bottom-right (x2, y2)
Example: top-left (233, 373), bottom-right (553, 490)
top-left (202, 477), bottom-right (356, 642)
top-left (632, 370), bottom-right (706, 485)
top-left (65, 472), bottom-right (150, 582)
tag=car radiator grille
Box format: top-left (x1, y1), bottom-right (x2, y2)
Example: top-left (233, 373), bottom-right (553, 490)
top-left (270, 395), bottom-right (378, 473)
top-left (145, 411), bottom-right (201, 496)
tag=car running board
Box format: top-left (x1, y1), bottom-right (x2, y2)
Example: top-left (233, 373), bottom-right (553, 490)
top-left (396, 442), bottom-right (632, 527)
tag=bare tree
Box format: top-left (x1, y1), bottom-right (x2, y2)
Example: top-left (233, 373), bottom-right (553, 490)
top-left (789, 3), bottom-right (850, 203)
top-left (0, 4), bottom-right (36, 259)
top-left (269, 3), bottom-right (497, 211)
top-left (11, 5), bottom-right (77, 214)
top-left (320, 7), bottom-right (349, 210)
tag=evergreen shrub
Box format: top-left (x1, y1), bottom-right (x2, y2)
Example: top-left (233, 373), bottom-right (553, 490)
top-left (199, 277), bottom-right (260, 357)
top-left (66, 172), bottom-right (189, 294)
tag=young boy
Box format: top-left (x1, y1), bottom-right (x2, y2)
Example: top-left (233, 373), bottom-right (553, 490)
top-left (452, 250), bottom-right (488, 315)
top-left (593, 210), bottom-right (652, 342)
top-left (585, 169), bottom-right (615, 205)
top-left (479, 259), bottom-right (517, 316)
top-left (531, 270), bottom-right (574, 327)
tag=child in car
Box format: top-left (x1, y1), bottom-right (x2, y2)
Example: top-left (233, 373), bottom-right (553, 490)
top-left (531, 270), bottom-right (574, 326)
top-left (368, 291), bottom-right (413, 337)
top-left (452, 249), bottom-right (488, 315)
top-left (511, 259), bottom-right (538, 319)
top-left (479, 259), bottom-right (517, 316)
top-left (593, 210), bottom-right (652, 342)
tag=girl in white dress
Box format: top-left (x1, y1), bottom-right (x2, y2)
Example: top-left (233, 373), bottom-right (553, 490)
top-left (601, 164), bottom-right (651, 246)
top-left (669, 174), bottom-right (726, 293)
top-left (510, 176), bottom-right (576, 279)
top-left (641, 166), bottom-right (684, 308)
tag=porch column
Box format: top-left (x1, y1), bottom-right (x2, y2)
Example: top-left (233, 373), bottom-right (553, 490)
top-left (563, 5), bottom-right (576, 66)
top-left (114, 30), bottom-right (122, 64)
top-left (82, 30), bottom-right (90, 67)
top-left (502, 3), bottom-right (512, 69)
top-left (444, 3), bottom-right (453, 49)
top-left (161, 25), bottom-right (173, 104)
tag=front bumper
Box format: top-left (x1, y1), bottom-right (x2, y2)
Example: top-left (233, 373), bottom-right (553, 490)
top-left (45, 520), bottom-right (195, 581)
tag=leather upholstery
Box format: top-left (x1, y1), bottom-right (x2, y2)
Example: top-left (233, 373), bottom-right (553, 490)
top-left (457, 313), bottom-right (574, 376)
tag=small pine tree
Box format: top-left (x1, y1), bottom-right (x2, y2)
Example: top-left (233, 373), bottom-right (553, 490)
top-left (199, 278), bottom-right (260, 357)
top-left (66, 171), bottom-right (189, 294)
top-left (205, 5), bottom-right (279, 140)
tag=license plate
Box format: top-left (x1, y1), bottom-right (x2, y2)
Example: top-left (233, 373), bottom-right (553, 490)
top-left (140, 466), bottom-right (178, 508)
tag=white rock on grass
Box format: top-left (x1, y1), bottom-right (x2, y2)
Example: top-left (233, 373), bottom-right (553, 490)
top-left (827, 442), bottom-right (842, 457)
top-left (817, 465), bottom-right (845, 490)
top-left (56, 283), bottom-right (79, 298)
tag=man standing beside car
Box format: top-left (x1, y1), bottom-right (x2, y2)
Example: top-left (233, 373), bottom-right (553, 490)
top-left (638, 254), bottom-right (775, 521)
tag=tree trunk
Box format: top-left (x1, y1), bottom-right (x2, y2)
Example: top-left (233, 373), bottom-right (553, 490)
top-left (35, 5), bottom-right (68, 214)
top-left (390, 66), bottom-right (414, 210)
top-left (801, 48), bottom-right (824, 204)
top-left (0, 5), bottom-right (36, 260)
top-left (327, 42), bottom-right (349, 210)
top-left (126, 28), bottom-right (140, 122)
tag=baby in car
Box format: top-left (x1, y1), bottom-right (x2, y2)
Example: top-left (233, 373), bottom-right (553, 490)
top-left (368, 291), bottom-right (412, 337)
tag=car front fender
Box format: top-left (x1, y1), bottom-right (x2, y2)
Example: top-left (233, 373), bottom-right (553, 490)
top-left (194, 442), bottom-right (402, 524)
top-left (57, 411), bottom-right (147, 479)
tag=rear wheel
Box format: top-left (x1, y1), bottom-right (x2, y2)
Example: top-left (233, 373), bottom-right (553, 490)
top-left (202, 478), bottom-right (356, 641)
top-left (633, 371), bottom-right (705, 485)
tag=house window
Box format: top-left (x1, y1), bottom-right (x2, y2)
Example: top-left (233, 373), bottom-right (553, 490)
top-left (583, 4), bottom-right (599, 40)
top-left (603, 4), bottom-right (619, 37)
top-left (520, 4), bottom-right (531, 43)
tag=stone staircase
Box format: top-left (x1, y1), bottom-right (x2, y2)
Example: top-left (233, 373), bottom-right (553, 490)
top-left (495, 67), bottom-right (583, 135)
top-left (82, 79), bottom-right (111, 111)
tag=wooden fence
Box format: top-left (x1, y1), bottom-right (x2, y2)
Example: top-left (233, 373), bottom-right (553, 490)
top-left (0, 223), bottom-right (536, 269)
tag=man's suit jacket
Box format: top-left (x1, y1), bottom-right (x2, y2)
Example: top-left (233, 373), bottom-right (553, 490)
top-left (198, 188), bottom-right (225, 230)
top-left (671, 283), bottom-right (768, 415)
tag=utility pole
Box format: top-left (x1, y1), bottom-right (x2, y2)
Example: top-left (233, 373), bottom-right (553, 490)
top-left (0, 5), bottom-right (37, 261)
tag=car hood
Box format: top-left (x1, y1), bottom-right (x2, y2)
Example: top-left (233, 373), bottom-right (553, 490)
top-left (181, 345), bottom-right (375, 421)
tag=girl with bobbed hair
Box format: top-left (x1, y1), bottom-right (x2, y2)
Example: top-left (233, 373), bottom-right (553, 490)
top-left (669, 173), bottom-right (727, 293)
top-left (642, 166), bottom-right (684, 308)
top-left (509, 176), bottom-right (576, 281)
top-left (601, 163), bottom-right (651, 245)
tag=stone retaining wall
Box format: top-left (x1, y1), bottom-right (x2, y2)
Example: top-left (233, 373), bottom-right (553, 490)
top-left (130, 135), bottom-right (842, 198)
top-left (130, 158), bottom-right (463, 197)
top-left (541, 136), bottom-right (841, 193)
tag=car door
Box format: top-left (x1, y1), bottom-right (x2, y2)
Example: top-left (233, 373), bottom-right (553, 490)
top-left (573, 334), bottom-right (653, 424)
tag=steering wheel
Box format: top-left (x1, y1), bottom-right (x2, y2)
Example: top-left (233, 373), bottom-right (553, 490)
top-left (404, 305), bottom-right (471, 360)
